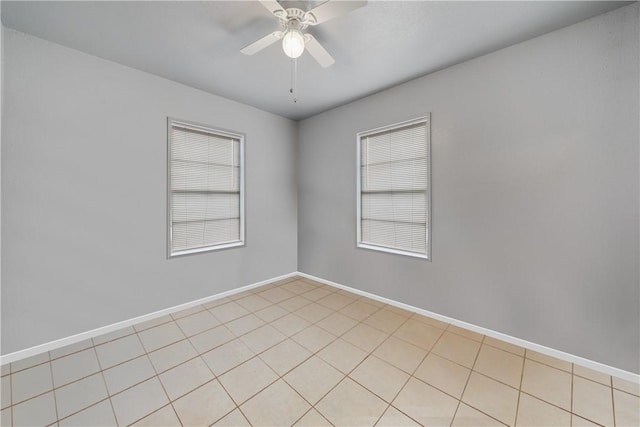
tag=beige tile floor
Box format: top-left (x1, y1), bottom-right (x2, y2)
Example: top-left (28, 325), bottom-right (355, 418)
top-left (1, 277), bottom-right (638, 427)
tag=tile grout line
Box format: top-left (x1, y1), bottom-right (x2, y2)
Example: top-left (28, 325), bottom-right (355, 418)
top-left (309, 306), bottom-right (415, 425)
top-left (7, 359), bottom-right (50, 376)
top-left (25, 339), bottom-right (164, 417)
top-left (46, 352), bottom-right (59, 427)
top-left (380, 314), bottom-right (431, 422)
top-left (194, 279), bottom-right (332, 423)
top-left (11, 341), bottom-right (162, 412)
top-left (516, 389), bottom-right (576, 421)
top-left (96, 354), bottom-right (158, 398)
top-left (205, 406), bottom-right (248, 427)
top-left (8, 368), bottom-right (96, 409)
top-left (57, 397), bottom-right (114, 425)
top-left (9, 366), bottom-right (13, 427)
top-left (133, 315), bottom-right (176, 334)
top-left (610, 374), bottom-right (616, 427)
top-left (524, 349), bottom-right (574, 375)
top-left (448, 334), bottom-right (489, 427)
top-left (387, 322), bottom-right (450, 415)
top-left (483, 340), bottom-right (526, 357)
top-left (290, 302), bottom-right (395, 426)
top-left (171, 312), bottom-right (241, 427)
top-left (571, 360), bottom-right (575, 423)
top-left (291, 407), bottom-right (335, 427)
top-left (520, 358), bottom-right (580, 418)
top-left (566, 369), bottom-right (617, 426)
top-left (465, 345), bottom-right (525, 390)
top-left (284, 294), bottom-right (389, 424)
top-left (513, 345), bottom-right (528, 427)
top-left (282, 360), bottom-right (330, 426)
top-left (89, 345), bottom-right (118, 426)
top-left (131, 282), bottom-right (315, 385)
top-left (215, 374), bottom-right (252, 426)
top-left (48, 341), bottom-right (94, 364)
top-left (445, 331), bottom-right (473, 427)
top-left (92, 327), bottom-right (138, 346)
top-left (461, 393), bottom-right (513, 424)
top-left (465, 360), bottom-right (585, 426)
top-left (513, 337), bottom-right (526, 427)
top-left (370, 313), bottom-right (429, 427)
top-left (213, 333), bottom-right (302, 423)
top-left (611, 384), bottom-right (640, 399)
top-left (256, 284), bottom-right (383, 424)
top-left (134, 321), bottom-right (185, 427)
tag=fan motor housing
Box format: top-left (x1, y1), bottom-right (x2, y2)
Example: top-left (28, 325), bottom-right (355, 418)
top-left (280, 7), bottom-right (312, 30)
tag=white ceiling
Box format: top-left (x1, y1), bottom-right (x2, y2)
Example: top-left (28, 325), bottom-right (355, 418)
top-left (1, 1), bottom-right (631, 120)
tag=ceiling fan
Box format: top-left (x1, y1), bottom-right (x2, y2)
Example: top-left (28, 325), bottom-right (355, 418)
top-left (241, 0), bottom-right (367, 68)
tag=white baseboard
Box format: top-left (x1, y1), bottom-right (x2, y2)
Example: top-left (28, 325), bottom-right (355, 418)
top-left (0, 272), bottom-right (299, 366)
top-left (297, 272), bottom-right (640, 384)
top-left (3, 270), bottom-right (638, 385)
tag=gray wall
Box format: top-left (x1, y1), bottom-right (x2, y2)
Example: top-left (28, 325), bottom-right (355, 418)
top-left (1, 29), bottom-right (298, 354)
top-left (0, 18), bottom-right (3, 351)
top-left (298, 4), bottom-right (639, 373)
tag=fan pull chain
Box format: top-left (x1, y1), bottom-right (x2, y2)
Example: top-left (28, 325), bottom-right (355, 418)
top-left (290, 57), bottom-right (298, 103)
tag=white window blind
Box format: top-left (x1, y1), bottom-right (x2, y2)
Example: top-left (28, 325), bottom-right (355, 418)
top-left (357, 116), bottom-right (430, 259)
top-left (168, 120), bottom-right (244, 257)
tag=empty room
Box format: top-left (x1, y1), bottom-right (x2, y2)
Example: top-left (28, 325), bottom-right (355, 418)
top-left (0, 1), bottom-right (639, 426)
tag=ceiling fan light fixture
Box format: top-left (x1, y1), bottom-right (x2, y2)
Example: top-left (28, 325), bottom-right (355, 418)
top-left (282, 29), bottom-right (305, 58)
top-left (242, 0), bottom-right (366, 67)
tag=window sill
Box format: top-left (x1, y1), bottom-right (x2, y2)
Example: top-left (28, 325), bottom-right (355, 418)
top-left (357, 242), bottom-right (429, 260)
top-left (169, 241), bottom-right (244, 258)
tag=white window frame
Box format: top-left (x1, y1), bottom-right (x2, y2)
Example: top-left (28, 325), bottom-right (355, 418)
top-left (167, 118), bottom-right (245, 258)
top-left (356, 115), bottom-right (431, 260)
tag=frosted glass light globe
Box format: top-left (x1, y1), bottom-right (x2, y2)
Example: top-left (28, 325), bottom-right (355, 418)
top-left (282, 29), bottom-right (305, 59)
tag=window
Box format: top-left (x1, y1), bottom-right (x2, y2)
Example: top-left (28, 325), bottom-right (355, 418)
top-left (168, 119), bottom-right (244, 257)
top-left (357, 116), bottom-right (430, 259)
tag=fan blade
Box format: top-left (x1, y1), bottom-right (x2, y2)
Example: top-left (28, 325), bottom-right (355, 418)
top-left (240, 31), bottom-right (283, 55)
top-left (260, 0), bottom-right (286, 17)
top-left (305, 34), bottom-right (335, 68)
top-left (305, 0), bottom-right (367, 25)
